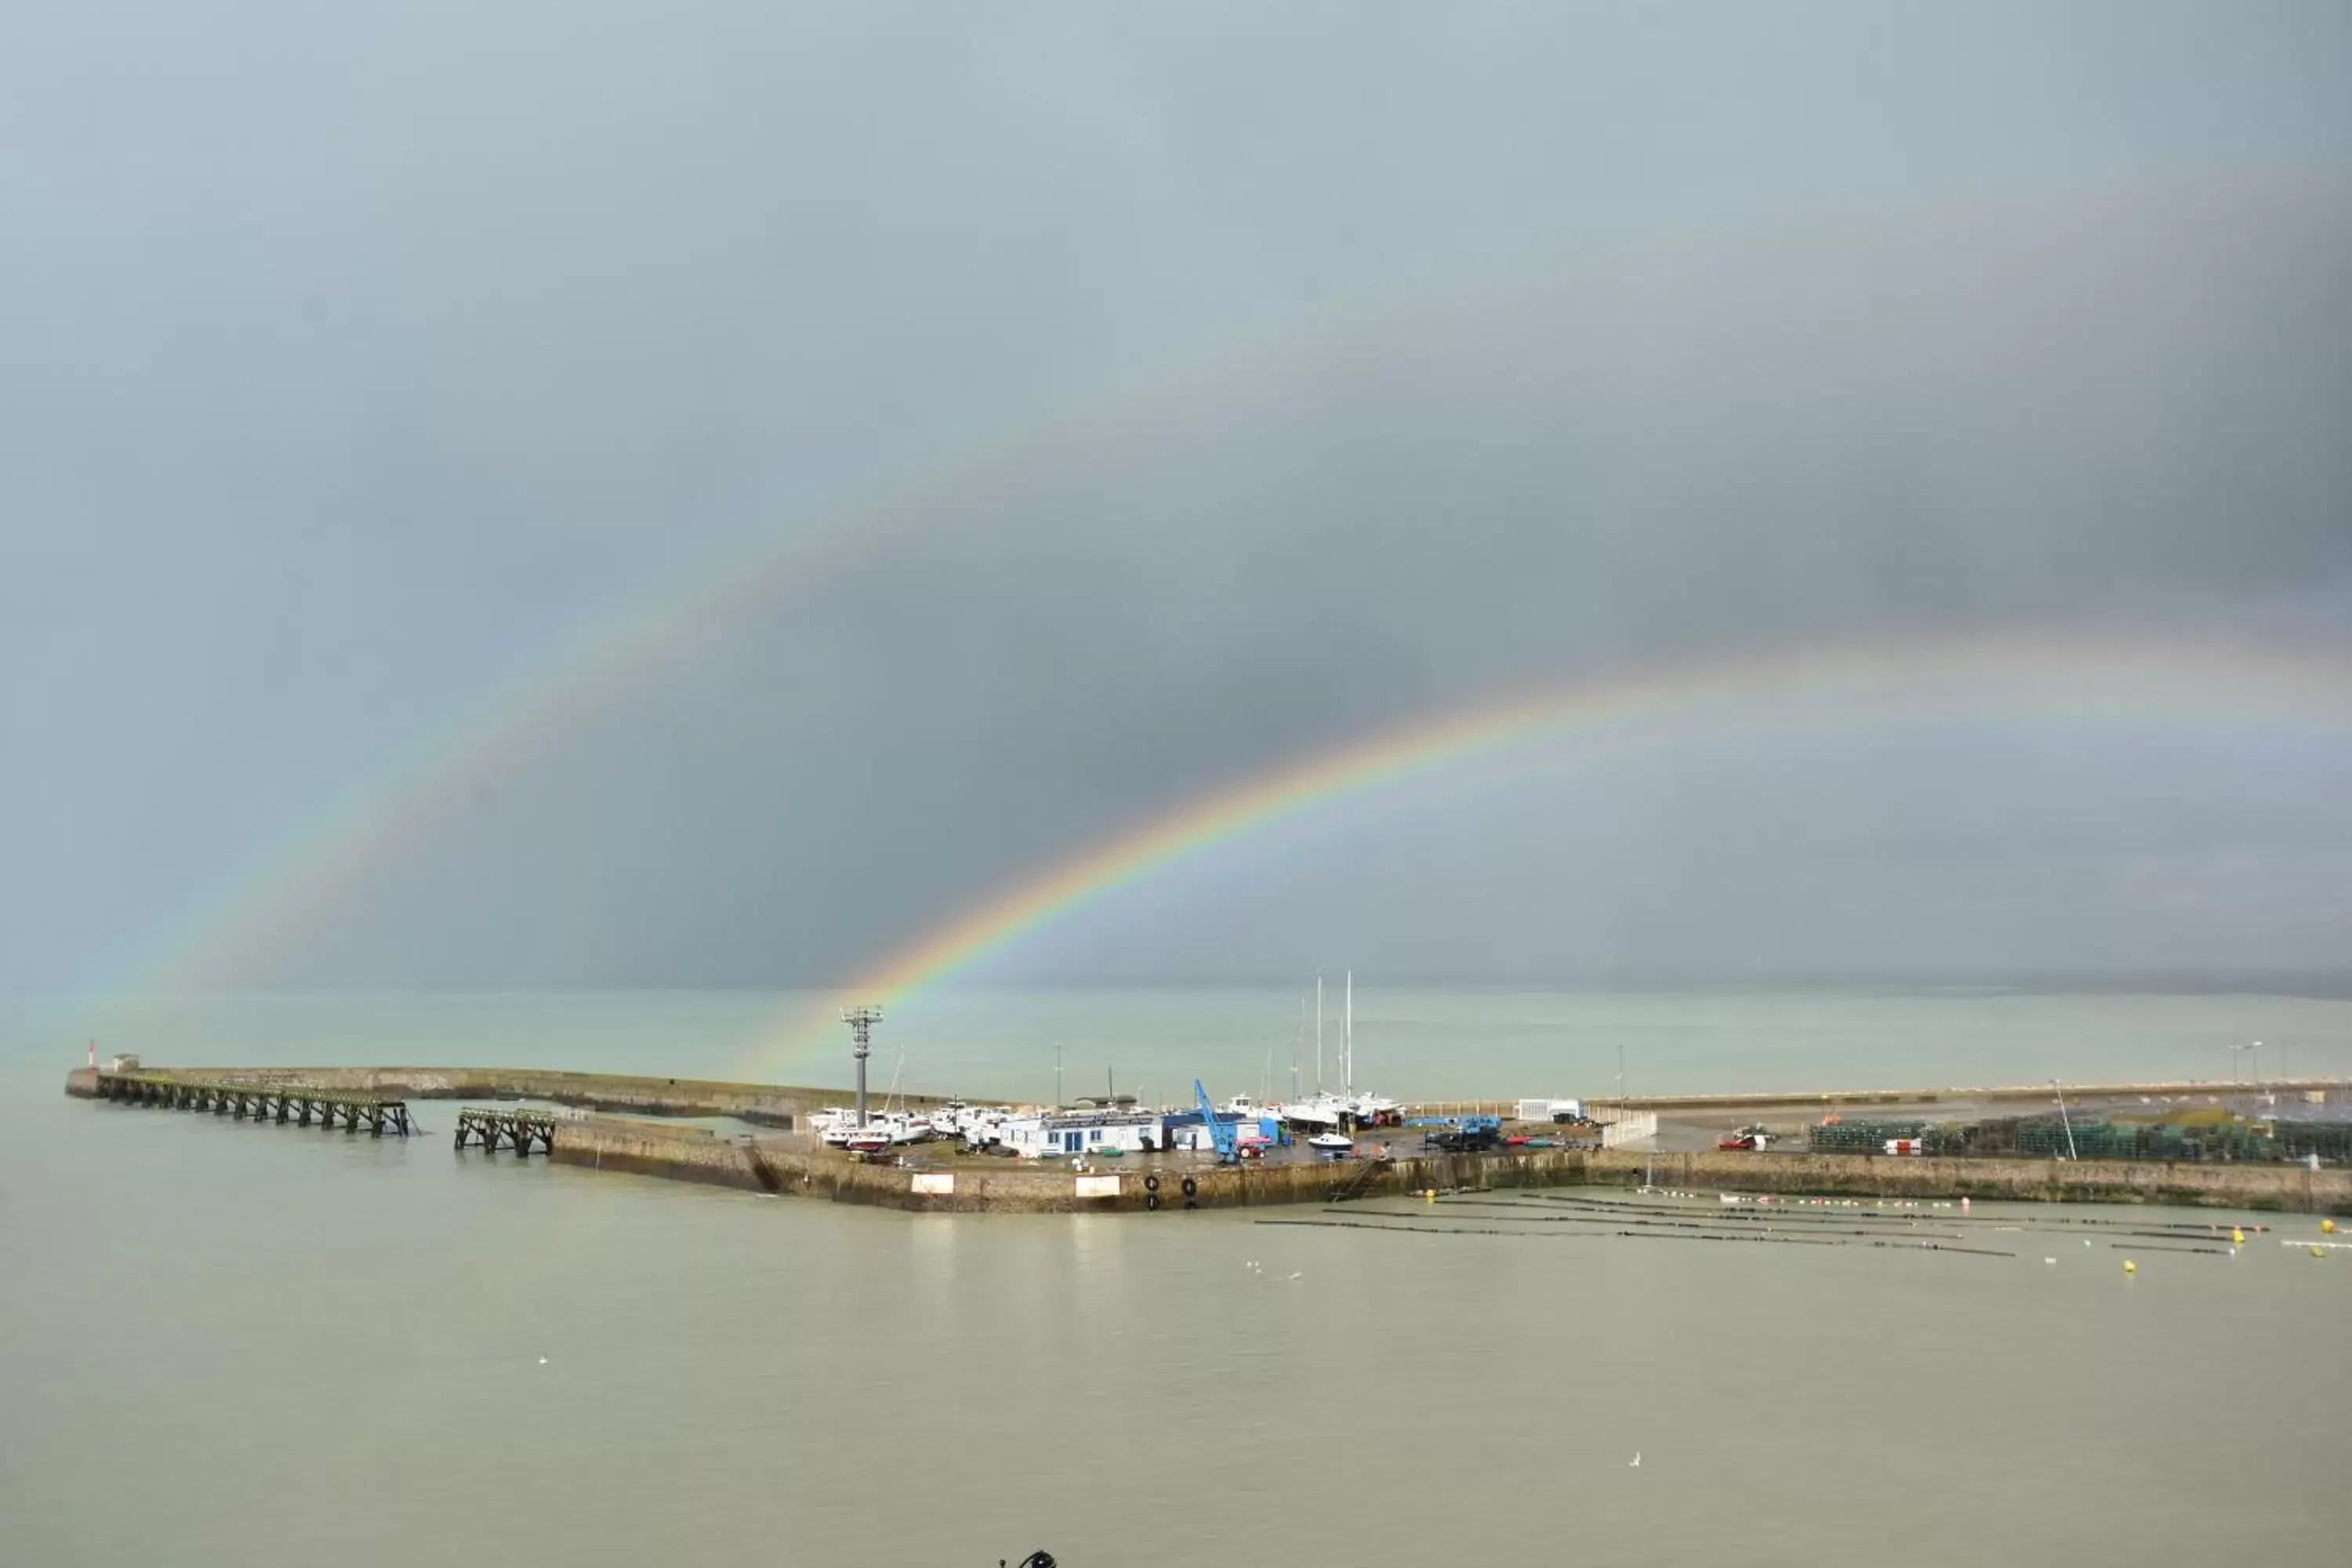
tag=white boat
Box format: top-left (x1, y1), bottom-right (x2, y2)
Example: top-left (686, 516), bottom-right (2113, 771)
top-left (1308, 1131), bottom-right (1355, 1156)
top-left (1282, 1094), bottom-right (1348, 1131)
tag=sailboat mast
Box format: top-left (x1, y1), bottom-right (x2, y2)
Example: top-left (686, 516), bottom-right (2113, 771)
top-left (1292, 993), bottom-right (1303, 1101)
top-left (1316, 975), bottom-right (1323, 1094)
top-left (1345, 970), bottom-right (1354, 1098)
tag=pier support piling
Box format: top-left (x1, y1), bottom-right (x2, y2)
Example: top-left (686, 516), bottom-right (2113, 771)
top-left (90, 1071), bottom-right (413, 1144)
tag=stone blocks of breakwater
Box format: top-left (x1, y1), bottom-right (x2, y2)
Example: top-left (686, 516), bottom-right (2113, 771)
top-left (549, 1116), bottom-right (2352, 1216)
top-left (554, 1121), bottom-right (1580, 1213)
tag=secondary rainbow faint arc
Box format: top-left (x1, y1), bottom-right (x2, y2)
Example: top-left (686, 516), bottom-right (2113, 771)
top-left (129, 175), bottom-right (2319, 993)
top-left (768, 629), bottom-right (2352, 1058)
top-left (130, 246), bottom-right (1506, 990)
top-left (135, 303), bottom-right (1344, 990)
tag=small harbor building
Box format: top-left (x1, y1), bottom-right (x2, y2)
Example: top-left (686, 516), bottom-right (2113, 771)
top-left (1000, 1109), bottom-right (1170, 1158)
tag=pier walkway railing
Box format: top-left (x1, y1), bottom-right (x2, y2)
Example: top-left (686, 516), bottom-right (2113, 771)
top-left (93, 1071), bottom-right (416, 1136)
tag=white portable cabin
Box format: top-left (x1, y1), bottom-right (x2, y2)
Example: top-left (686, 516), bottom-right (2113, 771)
top-left (1000, 1110), bottom-right (1168, 1159)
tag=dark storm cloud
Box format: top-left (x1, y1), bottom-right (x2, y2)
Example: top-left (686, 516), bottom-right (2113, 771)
top-left (2, 2), bottom-right (2347, 987)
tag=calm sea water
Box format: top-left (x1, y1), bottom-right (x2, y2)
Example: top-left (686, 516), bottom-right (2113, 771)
top-left (4, 988), bottom-right (2347, 1566)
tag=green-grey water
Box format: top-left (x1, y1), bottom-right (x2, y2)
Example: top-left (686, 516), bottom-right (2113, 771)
top-left (5, 988), bottom-right (2347, 1566)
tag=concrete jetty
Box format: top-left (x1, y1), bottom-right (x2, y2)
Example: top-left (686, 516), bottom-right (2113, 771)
top-left (542, 1116), bottom-right (2350, 1214)
top-left (546, 1111), bottom-right (1550, 1211)
top-left (67, 1065), bottom-right (2351, 1215)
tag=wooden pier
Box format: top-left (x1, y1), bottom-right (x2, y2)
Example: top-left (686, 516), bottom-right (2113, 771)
top-left (93, 1071), bottom-right (415, 1135)
top-left (454, 1106), bottom-right (560, 1156)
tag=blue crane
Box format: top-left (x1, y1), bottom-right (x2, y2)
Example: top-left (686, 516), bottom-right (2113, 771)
top-left (1192, 1079), bottom-right (1238, 1164)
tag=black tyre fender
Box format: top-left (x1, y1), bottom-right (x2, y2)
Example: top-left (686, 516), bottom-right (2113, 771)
top-left (1180, 1176), bottom-right (1198, 1197)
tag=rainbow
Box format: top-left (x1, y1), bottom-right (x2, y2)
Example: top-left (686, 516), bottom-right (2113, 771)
top-left (760, 628), bottom-right (2352, 1062)
top-left (132, 297), bottom-right (1365, 990)
top-left (132, 227), bottom-right (1581, 992)
top-left (122, 174), bottom-right (2321, 996)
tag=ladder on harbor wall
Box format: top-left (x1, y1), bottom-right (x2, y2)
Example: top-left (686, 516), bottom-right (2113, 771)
top-left (1327, 1155), bottom-right (1393, 1203)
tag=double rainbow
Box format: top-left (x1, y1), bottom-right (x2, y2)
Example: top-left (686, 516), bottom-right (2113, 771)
top-left (755, 628), bottom-right (2352, 1065)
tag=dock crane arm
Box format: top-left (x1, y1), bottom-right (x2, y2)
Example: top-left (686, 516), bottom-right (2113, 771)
top-left (1192, 1079), bottom-right (1238, 1164)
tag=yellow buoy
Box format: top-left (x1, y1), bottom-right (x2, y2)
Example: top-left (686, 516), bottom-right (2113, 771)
top-left (2313, 1246), bottom-right (2328, 1258)
top-left (2324, 1218), bottom-right (2338, 1235)
top-left (2231, 1229), bottom-right (2245, 1245)
top-left (2123, 1259), bottom-right (2137, 1275)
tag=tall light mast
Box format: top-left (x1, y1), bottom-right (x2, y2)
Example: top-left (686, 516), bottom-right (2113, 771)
top-left (840, 1006), bottom-right (884, 1128)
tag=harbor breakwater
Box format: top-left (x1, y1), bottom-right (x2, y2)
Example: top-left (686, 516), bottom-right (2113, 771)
top-left (67, 1066), bottom-right (2351, 1214)
top-left (545, 1116), bottom-right (2352, 1215)
top-left (544, 1112), bottom-right (1557, 1211)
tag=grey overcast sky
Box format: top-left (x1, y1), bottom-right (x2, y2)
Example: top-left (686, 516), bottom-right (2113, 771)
top-left (3, 2), bottom-right (2349, 991)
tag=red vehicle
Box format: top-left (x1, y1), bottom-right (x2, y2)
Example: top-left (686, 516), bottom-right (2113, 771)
top-left (1716, 1124), bottom-right (1773, 1152)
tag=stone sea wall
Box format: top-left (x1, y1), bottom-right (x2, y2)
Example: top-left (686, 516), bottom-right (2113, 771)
top-left (548, 1118), bottom-right (2350, 1215)
top-left (553, 1123), bottom-right (1581, 1213)
top-left (70, 1068), bottom-right (2350, 1215)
